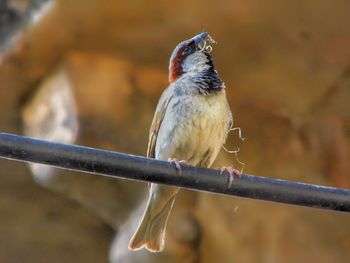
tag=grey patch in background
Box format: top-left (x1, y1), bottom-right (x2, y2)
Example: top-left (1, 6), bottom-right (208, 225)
top-left (0, 0), bottom-right (52, 52)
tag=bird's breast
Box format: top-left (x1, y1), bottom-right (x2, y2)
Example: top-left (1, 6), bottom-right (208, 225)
top-left (156, 91), bottom-right (231, 167)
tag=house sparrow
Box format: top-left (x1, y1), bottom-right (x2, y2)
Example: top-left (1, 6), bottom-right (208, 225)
top-left (128, 32), bottom-right (232, 252)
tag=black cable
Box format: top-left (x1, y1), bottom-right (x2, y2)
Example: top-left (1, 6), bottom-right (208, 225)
top-left (0, 132), bottom-right (349, 212)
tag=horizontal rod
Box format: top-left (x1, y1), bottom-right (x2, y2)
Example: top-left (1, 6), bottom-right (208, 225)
top-left (0, 132), bottom-right (349, 212)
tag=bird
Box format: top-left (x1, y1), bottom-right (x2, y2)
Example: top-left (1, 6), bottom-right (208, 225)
top-left (128, 32), bottom-right (233, 253)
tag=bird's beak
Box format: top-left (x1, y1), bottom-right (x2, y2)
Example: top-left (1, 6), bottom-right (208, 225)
top-left (193, 32), bottom-right (209, 47)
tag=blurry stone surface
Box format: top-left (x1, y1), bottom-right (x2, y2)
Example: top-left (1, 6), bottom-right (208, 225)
top-left (21, 52), bottom-right (149, 230)
top-left (0, 0), bottom-right (349, 262)
top-left (0, 157), bottom-right (112, 263)
top-left (22, 68), bottom-right (78, 184)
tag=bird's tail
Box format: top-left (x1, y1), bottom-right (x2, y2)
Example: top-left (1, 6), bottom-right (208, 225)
top-left (128, 187), bottom-right (178, 252)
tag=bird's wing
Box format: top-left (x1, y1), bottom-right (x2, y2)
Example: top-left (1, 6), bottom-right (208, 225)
top-left (147, 87), bottom-right (173, 158)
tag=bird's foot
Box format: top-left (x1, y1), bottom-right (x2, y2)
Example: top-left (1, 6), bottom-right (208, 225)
top-left (220, 166), bottom-right (241, 188)
top-left (168, 158), bottom-right (187, 175)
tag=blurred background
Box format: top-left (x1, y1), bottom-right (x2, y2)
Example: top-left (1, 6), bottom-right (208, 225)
top-left (0, 0), bottom-right (349, 262)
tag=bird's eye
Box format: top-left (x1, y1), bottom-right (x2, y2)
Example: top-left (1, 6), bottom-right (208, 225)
top-left (183, 46), bottom-right (192, 55)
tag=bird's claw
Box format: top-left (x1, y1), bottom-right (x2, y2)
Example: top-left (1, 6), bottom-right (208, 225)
top-left (168, 158), bottom-right (187, 175)
top-left (220, 166), bottom-right (241, 188)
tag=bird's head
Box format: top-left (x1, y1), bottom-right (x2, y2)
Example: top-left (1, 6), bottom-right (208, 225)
top-left (168, 32), bottom-right (217, 83)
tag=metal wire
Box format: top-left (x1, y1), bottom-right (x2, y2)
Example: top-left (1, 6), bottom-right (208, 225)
top-left (0, 132), bottom-right (349, 212)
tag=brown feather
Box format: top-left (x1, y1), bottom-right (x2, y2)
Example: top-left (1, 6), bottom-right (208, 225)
top-left (146, 93), bottom-right (172, 158)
